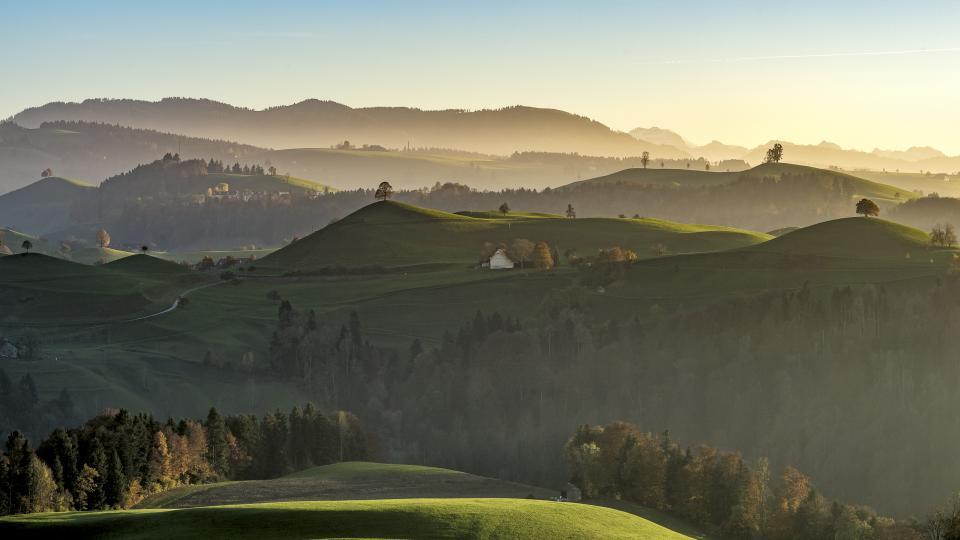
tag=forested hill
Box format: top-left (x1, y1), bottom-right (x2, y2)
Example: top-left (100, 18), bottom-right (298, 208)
top-left (12, 98), bottom-right (690, 158)
top-left (0, 121), bottom-right (264, 194)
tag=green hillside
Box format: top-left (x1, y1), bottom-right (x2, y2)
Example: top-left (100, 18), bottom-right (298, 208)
top-left (200, 173), bottom-right (335, 194)
top-left (564, 162), bottom-right (916, 203)
top-left (105, 253), bottom-right (192, 275)
top-left (0, 498), bottom-right (691, 539)
top-left (585, 217), bottom-right (953, 323)
top-left (563, 167), bottom-right (738, 189)
top-left (747, 217), bottom-right (932, 259)
top-left (0, 176), bottom-right (96, 234)
top-left (0, 253), bottom-right (205, 324)
top-left (260, 200), bottom-right (772, 270)
top-left (139, 462), bottom-right (555, 510)
top-left (67, 246), bottom-right (135, 265)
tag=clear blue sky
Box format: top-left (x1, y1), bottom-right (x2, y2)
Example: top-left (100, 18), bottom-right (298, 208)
top-left (2, 0), bottom-right (959, 152)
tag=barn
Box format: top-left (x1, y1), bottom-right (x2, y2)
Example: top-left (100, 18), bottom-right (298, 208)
top-left (488, 248), bottom-right (515, 269)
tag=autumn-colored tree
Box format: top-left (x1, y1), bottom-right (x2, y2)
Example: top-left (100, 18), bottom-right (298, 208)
top-left (509, 238), bottom-right (534, 268)
top-left (96, 229), bottom-right (111, 248)
top-left (532, 241), bottom-right (554, 270)
top-left (855, 198), bottom-right (879, 217)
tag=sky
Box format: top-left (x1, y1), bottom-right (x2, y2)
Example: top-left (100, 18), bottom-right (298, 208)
top-left (2, 0), bottom-right (959, 153)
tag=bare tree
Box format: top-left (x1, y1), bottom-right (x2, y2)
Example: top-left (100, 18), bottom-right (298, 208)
top-left (641, 151), bottom-right (650, 169)
top-left (565, 204), bottom-right (576, 218)
top-left (930, 223), bottom-right (957, 247)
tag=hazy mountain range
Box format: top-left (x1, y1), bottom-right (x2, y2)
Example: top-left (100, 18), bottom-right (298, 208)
top-left (11, 98), bottom-right (688, 158)
top-left (629, 126), bottom-right (960, 173)
top-left (4, 98), bottom-right (960, 197)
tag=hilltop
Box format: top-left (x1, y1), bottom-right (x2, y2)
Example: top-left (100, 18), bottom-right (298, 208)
top-left (139, 462), bottom-right (556, 509)
top-left (0, 176), bottom-right (96, 233)
top-left (747, 217), bottom-right (933, 259)
top-left (260, 200), bottom-right (771, 270)
top-left (0, 252), bottom-right (204, 324)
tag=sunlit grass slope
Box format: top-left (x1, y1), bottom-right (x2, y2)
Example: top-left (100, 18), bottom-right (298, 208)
top-left (138, 462), bottom-right (555, 509)
top-left (746, 217), bottom-right (932, 259)
top-left (0, 498), bottom-right (692, 539)
top-left (260, 200), bottom-right (771, 270)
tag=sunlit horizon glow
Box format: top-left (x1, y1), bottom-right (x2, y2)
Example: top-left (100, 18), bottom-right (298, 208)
top-left (2, 0), bottom-right (959, 153)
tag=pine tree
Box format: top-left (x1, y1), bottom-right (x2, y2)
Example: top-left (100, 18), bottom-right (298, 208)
top-left (104, 449), bottom-right (126, 508)
top-left (205, 408), bottom-right (229, 479)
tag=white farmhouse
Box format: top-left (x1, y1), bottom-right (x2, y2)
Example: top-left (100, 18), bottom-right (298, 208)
top-left (488, 248), bottom-right (515, 269)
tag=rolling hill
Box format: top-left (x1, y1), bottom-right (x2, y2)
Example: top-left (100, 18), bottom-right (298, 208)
top-left (1, 462), bottom-right (696, 539)
top-left (746, 217), bottom-right (932, 259)
top-left (0, 253), bottom-right (206, 324)
top-left (0, 176), bottom-right (96, 233)
top-left (259, 200), bottom-right (772, 270)
top-left (0, 498), bottom-right (691, 539)
top-left (564, 162), bottom-right (915, 203)
top-left (0, 121), bottom-right (266, 195)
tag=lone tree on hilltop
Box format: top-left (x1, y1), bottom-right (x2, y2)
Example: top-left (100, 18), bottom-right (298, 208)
top-left (930, 223), bottom-right (957, 247)
top-left (141, 245), bottom-right (150, 255)
top-left (499, 202), bottom-right (510, 215)
top-left (40, 168), bottom-right (53, 178)
top-left (532, 241), bottom-right (555, 270)
top-left (21, 240), bottom-right (32, 254)
top-left (765, 143), bottom-right (784, 163)
top-left (96, 228), bottom-right (111, 248)
top-left (375, 181), bottom-right (393, 201)
top-left (856, 198), bottom-right (880, 217)
top-left (566, 204), bottom-right (576, 218)
top-left (509, 238), bottom-right (534, 269)
top-left (641, 151), bottom-right (650, 169)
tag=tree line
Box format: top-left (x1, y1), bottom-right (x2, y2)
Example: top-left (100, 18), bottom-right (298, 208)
top-left (566, 421), bottom-right (921, 539)
top-left (0, 403), bottom-right (368, 515)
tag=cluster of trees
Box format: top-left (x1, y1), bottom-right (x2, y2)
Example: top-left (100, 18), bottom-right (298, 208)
top-left (566, 422), bottom-right (919, 539)
top-left (567, 246), bottom-right (639, 286)
top-left (930, 223), bottom-right (957, 247)
top-left (205, 159), bottom-right (273, 175)
top-left (0, 404), bottom-right (368, 515)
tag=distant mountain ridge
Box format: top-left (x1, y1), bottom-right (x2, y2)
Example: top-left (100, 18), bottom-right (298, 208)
top-left (629, 126), bottom-right (960, 173)
top-left (13, 98), bottom-right (689, 158)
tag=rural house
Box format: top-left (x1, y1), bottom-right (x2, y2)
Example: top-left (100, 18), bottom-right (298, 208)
top-left (488, 248), bottom-right (515, 269)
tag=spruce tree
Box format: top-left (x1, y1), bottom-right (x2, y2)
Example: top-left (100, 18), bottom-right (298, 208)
top-left (205, 408), bottom-right (229, 478)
